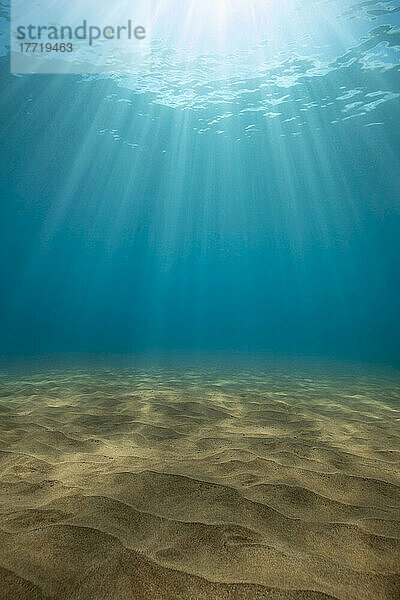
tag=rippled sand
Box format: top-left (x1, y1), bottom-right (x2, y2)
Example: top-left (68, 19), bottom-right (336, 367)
top-left (0, 367), bottom-right (399, 600)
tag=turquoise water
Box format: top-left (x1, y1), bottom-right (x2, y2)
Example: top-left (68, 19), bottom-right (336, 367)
top-left (0, 0), bottom-right (399, 365)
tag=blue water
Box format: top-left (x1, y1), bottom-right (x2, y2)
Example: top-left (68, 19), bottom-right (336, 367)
top-left (0, 0), bottom-right (399, 366)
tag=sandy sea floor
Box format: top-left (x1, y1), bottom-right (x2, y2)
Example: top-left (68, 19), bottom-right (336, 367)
top-left (0, 366), bottom-right (399, 600)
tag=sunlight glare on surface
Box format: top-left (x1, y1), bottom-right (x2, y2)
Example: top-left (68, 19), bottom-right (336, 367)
top-left (152, 0), bottom-right (285, 54)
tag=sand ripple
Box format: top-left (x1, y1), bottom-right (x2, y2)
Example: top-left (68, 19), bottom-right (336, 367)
top-left (0, 367), bottom-right (399, 599)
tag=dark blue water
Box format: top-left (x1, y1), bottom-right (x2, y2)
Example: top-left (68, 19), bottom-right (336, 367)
top-left (0, 0), bottom-right (399, 366)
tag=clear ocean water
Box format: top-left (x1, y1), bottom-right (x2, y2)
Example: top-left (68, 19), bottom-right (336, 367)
top-left (0, 0), bottom-right (399, 367)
